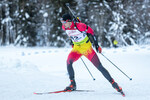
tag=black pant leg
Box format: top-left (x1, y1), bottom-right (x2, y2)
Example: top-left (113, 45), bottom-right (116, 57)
top-left (91, 54), bottom-right (113, 82)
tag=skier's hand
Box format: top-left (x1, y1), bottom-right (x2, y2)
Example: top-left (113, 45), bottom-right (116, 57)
top-left (72, 44), bottom-right (74, 48)
top-left (95, 45), bottom-right (102, 53)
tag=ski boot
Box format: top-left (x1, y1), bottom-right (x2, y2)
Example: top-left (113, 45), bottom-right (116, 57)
top-left (110, 79), bottom-right (125, 96)
top-left (64, 79), bottom-right (76, 91)
top-left (111, 79), bottom-right (122, 92)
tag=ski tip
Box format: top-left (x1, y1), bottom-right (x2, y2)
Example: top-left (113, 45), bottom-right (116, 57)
top-left (33, 92), bottom-right (43, 95)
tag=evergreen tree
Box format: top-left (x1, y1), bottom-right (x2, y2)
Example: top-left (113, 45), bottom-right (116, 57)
top-left (15, 0), bottom-right (39, 46)
top-left (0, 0), bottom-right (150, 47)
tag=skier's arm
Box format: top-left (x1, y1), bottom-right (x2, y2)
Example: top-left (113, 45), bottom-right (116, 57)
top-left (92, 35), bottom-right (102, 53)
top-left (86, 25), bottom-right (102, 53)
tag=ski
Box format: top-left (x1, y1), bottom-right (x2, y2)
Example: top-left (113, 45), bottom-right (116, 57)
top-left (34, 90), bottom-right (94, 95)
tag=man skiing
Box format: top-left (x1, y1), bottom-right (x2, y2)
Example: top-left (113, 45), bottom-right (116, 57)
top-left (60, 13), bottom-right (124, 95)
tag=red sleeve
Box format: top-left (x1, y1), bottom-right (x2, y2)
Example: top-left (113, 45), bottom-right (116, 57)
top-left (86, 26), bottom-right (94, 35)
top-left (62, 25), bottom-right (65, 30)
top-left (76, 23), bottom-right (94, 35)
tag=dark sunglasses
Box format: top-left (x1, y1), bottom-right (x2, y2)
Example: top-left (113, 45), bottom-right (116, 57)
top-left (60, 18), bottom-right (69, 24)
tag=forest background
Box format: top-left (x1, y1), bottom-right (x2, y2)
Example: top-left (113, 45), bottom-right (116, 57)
top-left (0, 0), bottom-right (150, 47)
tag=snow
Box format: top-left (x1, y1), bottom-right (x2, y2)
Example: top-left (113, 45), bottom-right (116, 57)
top-left (1, 17), bottom-right (12, 24)
top-left (0, 45), bottom-right (150, 100)
top-left (43, 12), bottom-right (48, 17)
top-left (59, 7), bottom-right (62, 13)
top-left (25, 13), bottom-right (30, 19)
top-left (145, 31), bottom-right (150, 36)
top-left (20, 9), bottom-right (24, 12)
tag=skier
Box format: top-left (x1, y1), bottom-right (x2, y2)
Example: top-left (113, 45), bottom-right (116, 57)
top-left (60, 13), bottom-right (123, 94)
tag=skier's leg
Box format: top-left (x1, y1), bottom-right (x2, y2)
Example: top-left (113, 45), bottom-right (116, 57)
top-left (85, 48), bottom-right (113, 82)
top-left (67, 51), bottom-right (81, 80)
top-left (91, 54), bottom-right (113, 82)
top-left (64, 51), bottom-right (81, 91)
top-left (85, 49), bottom-right (123, 92)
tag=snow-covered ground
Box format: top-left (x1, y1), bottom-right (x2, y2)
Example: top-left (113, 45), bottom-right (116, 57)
top-left (0, 45), bottom-right (150, 100)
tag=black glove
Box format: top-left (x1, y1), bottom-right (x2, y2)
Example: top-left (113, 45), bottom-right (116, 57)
top-left (95, 44), bottom-right (102, 53)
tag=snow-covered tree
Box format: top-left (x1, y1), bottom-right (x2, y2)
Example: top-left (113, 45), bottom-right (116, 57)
top-left (0, 0), bottom-right (150, 47)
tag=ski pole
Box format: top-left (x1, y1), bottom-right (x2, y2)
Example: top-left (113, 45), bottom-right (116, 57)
top-left (80, 57), bottom-right (96, 81)
top-left (101, 53), bottom-right (132, 81)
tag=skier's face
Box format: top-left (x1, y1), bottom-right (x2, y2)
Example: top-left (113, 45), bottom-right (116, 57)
top-left (61, 20), bottom-right (72, 28)
top-left (63, 22), bottom-right (72, 28)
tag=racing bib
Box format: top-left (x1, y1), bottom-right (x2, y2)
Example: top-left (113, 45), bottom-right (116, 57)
top-left (66, 30), bottom-right (87, 43)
